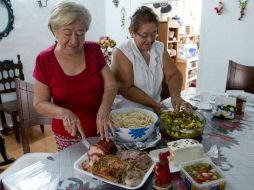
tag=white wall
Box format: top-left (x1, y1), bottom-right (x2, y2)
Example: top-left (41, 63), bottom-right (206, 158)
top-left (105, 0), bottom-right (167, 44)
top-left (0, 0), bottom-right (105, 84)
top-left (2, 0), bottom-right (253, 95)
top-left (197, 0), bottom-right (254, 93)
top-left (105, 0), bottom-right (130, 43)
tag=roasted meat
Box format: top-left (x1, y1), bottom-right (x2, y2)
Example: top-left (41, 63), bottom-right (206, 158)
top-left (116, 150), bottom-right (151, 171)
top-left (92, 155), bottom-right (128, 182)
top-left (82, 143), bottom-right (150, 187)
top-left (91, 155), bottom-right (144, 187)
top-left (96, 139), bottom-right (117, 155)
top-left (86, 139), bottom-right (117, 163)
top-left (121, 164), bottom-right (144, 187)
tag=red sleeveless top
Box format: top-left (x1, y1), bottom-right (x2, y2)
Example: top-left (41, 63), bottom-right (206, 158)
top-left (33, 41), bottom-right (106, 138)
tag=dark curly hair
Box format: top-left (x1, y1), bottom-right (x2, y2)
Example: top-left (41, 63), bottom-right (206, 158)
top-left (130, 6), bottom-right (159, 33)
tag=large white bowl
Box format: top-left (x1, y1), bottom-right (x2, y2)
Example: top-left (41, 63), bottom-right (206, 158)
top-left (111, 108), bottom-right (158, 142)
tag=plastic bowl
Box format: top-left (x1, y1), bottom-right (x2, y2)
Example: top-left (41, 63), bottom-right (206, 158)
top-left (111, 108), bottom-right (158, 142)
top-left (179, 158), bottom-right (226, 190)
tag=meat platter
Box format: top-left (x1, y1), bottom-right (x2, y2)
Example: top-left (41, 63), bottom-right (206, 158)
top-left (74, 153), bottom-right (155, 189)
top-left (74, 140), bottom-right (155, 189)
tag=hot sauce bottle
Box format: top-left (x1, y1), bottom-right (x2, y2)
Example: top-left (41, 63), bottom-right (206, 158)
top-left (153, 151), bottom-right (172, 189)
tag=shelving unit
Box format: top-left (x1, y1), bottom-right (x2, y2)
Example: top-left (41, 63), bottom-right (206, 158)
top-left (177, 56), bottom-right (199, 90)
top-left (157, 19), bottom-right (179, 62)
top-left (157, 18), bottom-right (180, 99)
top-left (157, 18), bottom-right (200, 91)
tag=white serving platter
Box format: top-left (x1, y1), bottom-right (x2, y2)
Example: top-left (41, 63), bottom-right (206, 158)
top-left (74, 153), bottom-right (155, 189)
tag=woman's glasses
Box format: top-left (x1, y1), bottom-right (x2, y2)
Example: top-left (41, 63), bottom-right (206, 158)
top-left (135, 31), bottom-right (158, 41)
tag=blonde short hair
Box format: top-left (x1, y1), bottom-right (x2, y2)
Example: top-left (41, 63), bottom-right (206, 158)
top-left (48, 1), bottom-right (91, 33)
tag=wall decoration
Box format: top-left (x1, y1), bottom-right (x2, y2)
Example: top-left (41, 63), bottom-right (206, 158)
top-left (0, 0), bottom-right (14, 40)
top-left (214, 1), bottom-right (224, 15)
top-left (120, 7), bottom-right (126, 28)
top-left (36, 0), bottom-right (48, 7)
top-left (112, 0), bottom-right (119, 8)
top-left (238, 0), bottom-right (248, 20)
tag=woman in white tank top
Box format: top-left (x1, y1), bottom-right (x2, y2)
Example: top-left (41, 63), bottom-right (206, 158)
top-left (111, 6), bottom-right (192, 114)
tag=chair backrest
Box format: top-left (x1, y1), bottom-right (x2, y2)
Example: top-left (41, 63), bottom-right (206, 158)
top-left (226, 60), bottom-right (254, 94)
top-left (15, 79), bottom-right (51, 153)
top-left (0, 55), bottom-right (24, 102)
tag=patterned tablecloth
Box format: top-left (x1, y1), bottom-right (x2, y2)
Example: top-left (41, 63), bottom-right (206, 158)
top-left (2, 90), bottom-right (254, 190)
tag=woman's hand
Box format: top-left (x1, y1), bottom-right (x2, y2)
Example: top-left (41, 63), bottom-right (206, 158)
top-left (171, 96), bottom-right (193, 111)
top-left (96, 112), bottom-right (116, 141)
top-left (153, 103), bottom-right (167, 115)
top-left (62, 109), bottom-right (85, 138)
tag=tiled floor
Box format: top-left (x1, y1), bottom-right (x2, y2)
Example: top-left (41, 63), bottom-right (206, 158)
top-left (0, 125), bottom-right (57, 173)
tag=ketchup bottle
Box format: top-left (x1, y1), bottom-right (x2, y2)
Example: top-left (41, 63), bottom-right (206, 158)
top-left (154, 151), bottom-right (172, 189)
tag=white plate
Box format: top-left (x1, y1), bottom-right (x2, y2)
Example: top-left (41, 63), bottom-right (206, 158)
top-left (74, 153), bottom-right (155, 189)
top-left (149, 148), bottom-right (211, 173)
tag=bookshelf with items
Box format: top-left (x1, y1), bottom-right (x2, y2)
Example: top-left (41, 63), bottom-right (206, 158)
top-left (157, 18), bottom-right (179, 62)
top-left (177, 56), bottom-right (199, 90)
top-left (157, 18), bottom-right (179, 99)
top-left (177, 31), bottom-right (199, 90)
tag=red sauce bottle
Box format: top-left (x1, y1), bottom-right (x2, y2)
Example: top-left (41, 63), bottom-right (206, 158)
top-left (154, 151), bottom-right (172, 189)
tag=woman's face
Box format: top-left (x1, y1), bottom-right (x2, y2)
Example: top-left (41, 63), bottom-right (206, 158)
top-left (53, 20), bottom-right (85, 55)
top-left (130, 22), bottom-right (158, 52)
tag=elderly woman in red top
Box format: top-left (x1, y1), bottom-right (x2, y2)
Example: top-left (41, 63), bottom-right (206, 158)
top-left (33, 1), bottom-right (117, 150)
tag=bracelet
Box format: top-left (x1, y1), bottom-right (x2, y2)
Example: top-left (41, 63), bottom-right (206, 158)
top-left (171, 95), bottom-right (181, 98)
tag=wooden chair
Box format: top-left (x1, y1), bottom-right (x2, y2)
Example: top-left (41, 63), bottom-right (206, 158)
top-left (226, 60), bottom-right (254, 94)
top-left (15, 79), bottom-right (51, 153)
top-left (0, 132), bottom-right (15, 167)
top-left (0, 55), bottom-right (25, 142)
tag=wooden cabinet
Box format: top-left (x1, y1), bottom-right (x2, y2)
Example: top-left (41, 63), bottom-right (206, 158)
top-left (157, 19), bottom-right (179, 62)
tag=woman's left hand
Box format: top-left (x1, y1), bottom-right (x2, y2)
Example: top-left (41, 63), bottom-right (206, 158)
top-left (96, 112), bottom-right (116, 141)
top-left (171, 96), bottom-right (193, 111)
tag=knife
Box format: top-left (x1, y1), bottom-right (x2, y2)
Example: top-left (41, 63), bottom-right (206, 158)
top-left (82, 138), bottom-right (91, 150)
top-left (76, 131), bottom-right (91, 149)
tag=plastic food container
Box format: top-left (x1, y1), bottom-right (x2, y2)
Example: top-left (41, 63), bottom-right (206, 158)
top-left (179, 158), bottom-right (226, 190)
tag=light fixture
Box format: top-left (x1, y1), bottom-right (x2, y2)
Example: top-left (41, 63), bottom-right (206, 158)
top-left (37, 0), bottom-right (48, 7)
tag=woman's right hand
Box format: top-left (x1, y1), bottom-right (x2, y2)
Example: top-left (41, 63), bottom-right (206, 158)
top-left (153, 103), bottom-right (167, 115)
top-left (61, 109), bottom-right (85, 138)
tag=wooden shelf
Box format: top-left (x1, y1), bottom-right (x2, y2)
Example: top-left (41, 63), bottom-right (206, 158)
top-left (179, 34), bottom-right (199, 38)
top-left (188, 66), bottom-right (198, 71)
top-left (177, 56), bottom-right (199, 63)
top-left (187, 76), bottom-right (197, 82)
top-left (157, 18), bottom-right (179, 62)
top-left (158, 18), bottom-right (199, 91)
top-left (168, 40), bottom-right (179, 43)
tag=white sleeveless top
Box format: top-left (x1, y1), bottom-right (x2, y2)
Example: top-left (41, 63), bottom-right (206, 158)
top-left (113, 38), bottom-right (164, 110)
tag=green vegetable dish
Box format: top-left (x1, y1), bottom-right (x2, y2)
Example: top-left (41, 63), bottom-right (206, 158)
top-left (160, 110), bottom-right (205, 139)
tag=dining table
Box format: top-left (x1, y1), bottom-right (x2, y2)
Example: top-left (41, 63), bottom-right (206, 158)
top-left (1, 87), bottom-right (254, 190)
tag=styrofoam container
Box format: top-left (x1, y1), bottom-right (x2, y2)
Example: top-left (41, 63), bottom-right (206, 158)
top-left (179, 158), bottom-right (226, 190)
top-left (111, 108), bottom-right (158, 142)
top-left (74, 153), bottom-right (155, 189)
